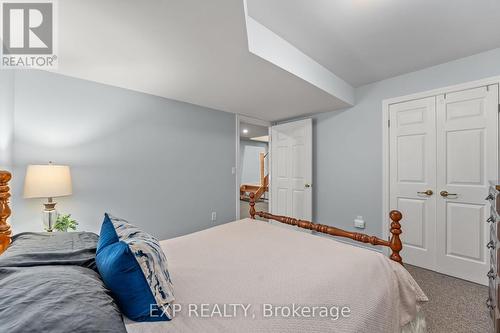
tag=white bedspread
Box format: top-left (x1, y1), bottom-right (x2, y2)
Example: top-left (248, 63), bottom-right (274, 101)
top-left (125, 219), bottom-right (427, 333)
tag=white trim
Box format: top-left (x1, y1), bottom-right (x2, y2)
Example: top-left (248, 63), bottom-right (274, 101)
top-left (267, 125), bottom-right (273, 211)
top-left (384, 76), bottom-right (500, 105)
top-left (382, 75), bottom-right (500, 250)
top-left (235, 115), bottom-right (241, 220)
top-left (239, 114), bottom-right (272, 127)
top-left (381, 98), bottom-right (390, 253)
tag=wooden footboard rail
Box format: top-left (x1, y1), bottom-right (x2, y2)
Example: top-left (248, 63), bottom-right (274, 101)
top-left (249, 193), bottom-right (403, 264)
top-left (0, 170), bottom-right (12, 255)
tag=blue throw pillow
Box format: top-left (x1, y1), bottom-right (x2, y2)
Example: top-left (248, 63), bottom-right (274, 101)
top-left (96, 214), bottom-right (175, 322)
top-left (96, 214), bottom-right (119, 254)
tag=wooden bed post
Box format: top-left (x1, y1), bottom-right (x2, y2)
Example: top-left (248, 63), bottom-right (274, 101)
top-left (249, 192), bottom-right (256, 219)
top-left (389, 210), bottom-right (403, 264)
top-left (0, 170), bottom-right (12, 255)
top-left (248, 194), bottom-right (405, 264)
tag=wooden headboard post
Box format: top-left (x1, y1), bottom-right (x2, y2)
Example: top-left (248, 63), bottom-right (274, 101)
top-left (248, 192), bottom-right (404, 264)
top-left (388, 210), bottom-right (403, 264)
top-left (249, 192), bottom-right (256, 219)
top-left (0, 170), bottom-right (12, 255)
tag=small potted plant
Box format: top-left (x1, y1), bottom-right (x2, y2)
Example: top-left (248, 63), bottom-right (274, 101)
top-left (53, 214), bottom-right (78, 232)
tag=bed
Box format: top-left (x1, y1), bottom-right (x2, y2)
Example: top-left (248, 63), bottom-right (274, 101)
top-left (0, 170), bottom-right (427, 332)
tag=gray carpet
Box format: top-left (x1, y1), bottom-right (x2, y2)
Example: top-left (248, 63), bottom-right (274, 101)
top-left (406, 264), bottom-right (490, 333)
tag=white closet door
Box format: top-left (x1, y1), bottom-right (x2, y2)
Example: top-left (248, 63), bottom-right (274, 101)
top-left (271, 119), bottom-right (312, 220)
top-left (389, 97), bottom-right (437, 271)
top-left (436, 85), bottom-right (498, 285)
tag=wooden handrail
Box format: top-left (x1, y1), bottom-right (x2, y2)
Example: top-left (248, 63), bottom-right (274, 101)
top-left (240, 152), bottom-right (269, 202)
top-left (259, 152), bottom-right (265, 187)
top-left (249, 193), bottom-right (403, 264)
top-left (0, 170), bottom-right (12, 255)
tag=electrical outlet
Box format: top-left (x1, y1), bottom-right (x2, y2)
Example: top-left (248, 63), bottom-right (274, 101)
top-left (354, 216), bottom-right (365, 229)
top-left (211, 211), bottom-right (217, 221)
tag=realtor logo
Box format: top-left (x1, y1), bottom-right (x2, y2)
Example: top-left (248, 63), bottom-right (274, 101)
top-left (1, 0), bottom-right (57, 68)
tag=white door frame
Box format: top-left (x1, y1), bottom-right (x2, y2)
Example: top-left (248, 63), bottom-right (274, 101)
top-left (235, 114), bottom-right (271, 220)
top-left (382, 75), bottom-right (500, 249)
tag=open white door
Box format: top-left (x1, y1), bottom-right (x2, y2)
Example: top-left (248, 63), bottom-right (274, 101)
top-left (270, 119), bottom-right (312, 220)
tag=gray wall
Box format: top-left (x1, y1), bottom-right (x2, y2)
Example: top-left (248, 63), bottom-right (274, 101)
top-left (0, 71), bottom-right (14, 170)
top-left (240, 139), bottom-right (267, 185)
top-left (9, 70), bottom-right (236, 240)
top-left (310, 47), bottom-right (500, 238)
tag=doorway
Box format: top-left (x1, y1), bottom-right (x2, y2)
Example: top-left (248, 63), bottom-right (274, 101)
top-left (238, 118), bottom-right (270, 219)
top-left (236, 116), bottom-right (314, 222)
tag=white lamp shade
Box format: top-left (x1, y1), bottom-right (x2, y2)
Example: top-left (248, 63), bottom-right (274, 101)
top-left (24, 165), bottom-right (73, 199)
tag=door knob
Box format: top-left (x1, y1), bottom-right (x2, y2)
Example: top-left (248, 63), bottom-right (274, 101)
top-left (304, 184), bottom-right (311, 188)
top-left (440, 190), bottom-right (458, 198)
top-left (417, 190), bottom-right (433, 196)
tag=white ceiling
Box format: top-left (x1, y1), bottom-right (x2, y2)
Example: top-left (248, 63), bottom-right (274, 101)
top-left (52, 0), bottom-right (500, 121)
top-left (247, 0), bottom-right (500, 86)
top-left (240, 122), bottom-right (268, 139)
top-left (52, 0), bottom-right (351, 122)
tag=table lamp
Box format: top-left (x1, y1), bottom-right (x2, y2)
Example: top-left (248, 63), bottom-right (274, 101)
top-left (23, 163), bottom-right (72, 232)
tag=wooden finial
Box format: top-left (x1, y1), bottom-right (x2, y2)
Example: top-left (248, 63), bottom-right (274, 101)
top-left (389, 210), bottom-right (403, 264)
top-left (249, 192), bottom-right (256, 219)
top-left (0, 170), bottom-right (12, 255)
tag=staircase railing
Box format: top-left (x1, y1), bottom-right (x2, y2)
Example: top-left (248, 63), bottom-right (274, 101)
top-left (240, 151), bottom-right (269, 201)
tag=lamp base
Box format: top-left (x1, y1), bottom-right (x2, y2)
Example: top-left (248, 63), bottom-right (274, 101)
top-left (42, 198), bottom-right (58, 232)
